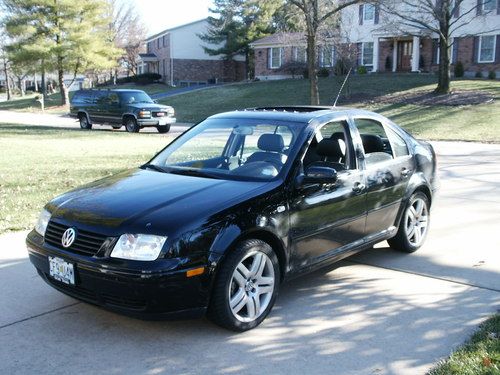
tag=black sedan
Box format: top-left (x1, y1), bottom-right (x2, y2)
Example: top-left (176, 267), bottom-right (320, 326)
top-left (27, 106), bottom-right (438, 331)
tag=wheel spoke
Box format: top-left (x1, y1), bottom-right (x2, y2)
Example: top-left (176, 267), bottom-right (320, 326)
top-left (249, 253), bottom-right (264, 277)
top-left (236, 262), bottom-right (251, 279)
top-left (415, 199), bottom-right (424, 216)
top-left (258, 285), bottom-right (274, 295)
top-left (232, 269), bottom-right (246, 288)
top-left (414, 226), bottom-right (422, 244)
top-left (409, 206), bottom-right (417, 219)
top-left (246, 295), bottom-right (260, 320)
top-left (230, 289), bottom-right (247, 313)
top-left (407, 225), bottom-right (416, 240)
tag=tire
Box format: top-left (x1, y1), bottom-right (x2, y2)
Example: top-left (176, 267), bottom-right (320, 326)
top-left (388, 191), bottom-right (430, 253)
top-left (156, 125), bottom-right (170, 133)
top-left (79, 114), bottom-right (92, 130)
top-left (112, 125), bottom-right (122, 130)
top-left (208, 239), bottom-right (280, 331)
top-left (124, 117), bottom-right (139, 133)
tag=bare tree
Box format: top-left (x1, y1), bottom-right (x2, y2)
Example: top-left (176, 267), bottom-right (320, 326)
top-left (381, 0), bottom-right (500, 94)
top-left (107, 0), bottom-right (147, 79)
top-left (0, 32), bottom-right (12, 101)
top-left (288, 0), bottom-right (362, 105)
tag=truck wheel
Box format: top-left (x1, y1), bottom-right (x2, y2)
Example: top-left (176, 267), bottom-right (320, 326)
top-left (79, 114), bottom-right (92, 130)
top-left (156, 125), bottom-right (170, 133)
top-left (125, 118), bottom-right (139, 133)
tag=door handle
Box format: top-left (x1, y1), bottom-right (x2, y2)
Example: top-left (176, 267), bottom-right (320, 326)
top-left (352, 182), bottom-right (366, 193)
top-left (401, 168), bottom-right (411, 178)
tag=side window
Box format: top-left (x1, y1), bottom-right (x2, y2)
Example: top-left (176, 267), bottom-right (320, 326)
top-left (303, 121), bottom-right (352, 171)
top-left (354, 118), bottom-right (394, 166)
top-left (94, 91), bottom-right (107, 105)
top-left (386, 127), bottom-right (409, 158)
top-left (108, 93), bottom-right (119, 105)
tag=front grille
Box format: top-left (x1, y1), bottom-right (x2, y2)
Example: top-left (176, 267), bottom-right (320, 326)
top-left (152, 111), bottom-right (165, 117)
top-left (44, 221), bottom-right (107, 256)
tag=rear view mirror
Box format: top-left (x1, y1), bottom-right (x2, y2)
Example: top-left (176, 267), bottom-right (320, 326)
top-left (303, 165), bottom-right (338, 184)
top-left (233, 126), bottom-right (254, 136)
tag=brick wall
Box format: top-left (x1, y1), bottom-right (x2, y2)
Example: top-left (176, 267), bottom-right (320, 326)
top-left (173, 59), bottom-right (246, 83)
top-left (147, 35), bottom-right (171, 82)
top-left (378, 41), bottom-right (393, 72)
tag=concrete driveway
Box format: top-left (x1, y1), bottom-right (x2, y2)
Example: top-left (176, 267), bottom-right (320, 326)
top-left (0, 110), bottom-right (191, 135)
top-left (0, 141), bottom-right (499, 375)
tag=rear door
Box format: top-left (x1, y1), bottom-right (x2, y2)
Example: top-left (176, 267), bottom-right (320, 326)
top-left (103, 92), bottom-right (122, 124)
top-left (351, 116), bottom-right (414, 236)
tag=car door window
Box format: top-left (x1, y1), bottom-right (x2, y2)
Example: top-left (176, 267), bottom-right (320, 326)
top-left (354, 118), bottom-right (394, 166)
top-left (108, 93), bottom-right (119, 105)
top-left (385, 127), bottom-right (409, 158)
top-left (93, 91), bottom-right (107, 105)
top-left (303, 120), bottom-right (353, 171)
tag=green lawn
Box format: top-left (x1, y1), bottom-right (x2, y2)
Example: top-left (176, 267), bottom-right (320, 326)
top-left (0, 125), bottom-right (173, 233)
top-left (430, 314), bottom-right (500, 375)
top-left (160, 75), bottom-right (500, 142)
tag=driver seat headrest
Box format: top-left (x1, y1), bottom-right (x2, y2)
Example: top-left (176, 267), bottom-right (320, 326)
top-left (258, 134), bottom-right (284, 153)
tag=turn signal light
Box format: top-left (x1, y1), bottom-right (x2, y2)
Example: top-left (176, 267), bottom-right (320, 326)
top-left (186, 267), bottom-right (205, 278)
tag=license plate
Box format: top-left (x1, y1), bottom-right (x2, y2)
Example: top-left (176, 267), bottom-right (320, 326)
top-left (49, 256), bottom-right (75, 285)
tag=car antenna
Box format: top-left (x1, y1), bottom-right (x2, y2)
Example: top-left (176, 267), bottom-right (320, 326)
top-left (332, 66), bottom-right (353, 108)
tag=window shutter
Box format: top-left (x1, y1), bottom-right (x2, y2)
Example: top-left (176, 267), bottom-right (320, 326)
top-left (432, 39), bottom-right (438, 65)
top-left (477, 0), bottom-right (482, 15)
top-left (357, 42), bottom-right (363, 66)
top-left (374, 5), bottom-right (380, 24)
top-left (497, 0), bottom-right (500, 14)
top-left (359, 4), bottom-right (364, 25)
top-left (452, 38), bottom-right (459, 64)
top-left (496, 35), bottom-right (500, 62)
top-left (268, 48), bottom-right (272, 69)
top-left (472, 36), bottom-right (480, 62)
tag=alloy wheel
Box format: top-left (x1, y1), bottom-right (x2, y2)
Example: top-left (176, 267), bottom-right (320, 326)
top-left (228, 251), bottom-right (275, 323)
top-left (405, 197), bottom-right (429, 247)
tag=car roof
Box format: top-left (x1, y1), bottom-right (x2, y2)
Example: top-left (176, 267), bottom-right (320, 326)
top-left (75, 89), bottom-right (146, 93)
top-left (209, 106), bottom-right (384, 124)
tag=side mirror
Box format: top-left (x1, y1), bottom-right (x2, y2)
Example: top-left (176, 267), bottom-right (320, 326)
top-left (303, 165), bottom-right (338, 184)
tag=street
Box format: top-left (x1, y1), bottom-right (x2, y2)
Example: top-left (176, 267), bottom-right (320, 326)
top-left (0, 141), bottom-right (499, 375)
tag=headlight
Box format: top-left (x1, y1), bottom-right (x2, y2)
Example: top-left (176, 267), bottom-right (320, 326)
top-left (167, 108), bottom-right (175, 116)
top-left (138, 110), bottom-right (151, 118)
top-left (111, 234), bottom-right (167, 261)
top-left (35, 209), bottom-right (51, 236)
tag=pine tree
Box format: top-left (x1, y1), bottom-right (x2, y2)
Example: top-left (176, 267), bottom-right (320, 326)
top-left (4, 0), bottom-right (121, 106)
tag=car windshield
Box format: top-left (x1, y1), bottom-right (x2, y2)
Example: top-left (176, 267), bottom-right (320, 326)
top-left (120, 91), bottom-right (154, 104)
top-left (147, 118), bottom-right (304, 181)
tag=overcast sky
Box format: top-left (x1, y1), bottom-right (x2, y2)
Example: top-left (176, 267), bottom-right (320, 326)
top-left (131, 0), bottom-right (214, 36)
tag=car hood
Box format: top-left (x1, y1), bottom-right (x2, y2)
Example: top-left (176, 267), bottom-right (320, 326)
top-left (48, 169), bottom-right (271, 234)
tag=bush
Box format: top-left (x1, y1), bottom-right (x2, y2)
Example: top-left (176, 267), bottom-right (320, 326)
top-left (488, 70), bottom-right (497, 80)
top-left (113, 73), bottom-right (162, 85)
top-left (334, 59), bottom-right (350, 76)
top-left (475, 71), bottom-right (483, 78)
top-left (385, 56), bottom-right (392, 71)
top-left (357, 65), bottom-right (368, 74)
top-left (317, 67), bottom-right (330, 77)
top-left (303, 69), bottom-right (309, 79)
top-left (454, 61), bottom-right (464, 78)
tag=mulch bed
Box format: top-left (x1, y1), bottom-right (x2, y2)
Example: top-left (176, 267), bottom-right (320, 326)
top-left (338, 90), bottom-right (495, 106)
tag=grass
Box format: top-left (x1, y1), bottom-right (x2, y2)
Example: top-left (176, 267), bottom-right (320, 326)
top-left (0, 125), bottom-right (173, 233)
top-left (0, 83), bottom-right (174, 113)
top-left (429, 314), bottom-right (500, 375)
top-left (160, 74), bottom-right (500, 142)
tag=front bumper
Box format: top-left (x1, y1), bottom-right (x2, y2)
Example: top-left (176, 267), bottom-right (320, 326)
top-left (137, 116), bottom-right (176, 127)
top-left (26, 231), bottom-right (211, 320)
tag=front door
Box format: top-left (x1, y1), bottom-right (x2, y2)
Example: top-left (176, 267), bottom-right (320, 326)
top-left (289, 120), bottom-right (367, 271)
top-left (397, 40), bottom-right (413, 71)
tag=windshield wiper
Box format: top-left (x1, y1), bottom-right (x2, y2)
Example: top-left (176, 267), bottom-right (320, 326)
top-left (141, 164), bottom-right (169, 173)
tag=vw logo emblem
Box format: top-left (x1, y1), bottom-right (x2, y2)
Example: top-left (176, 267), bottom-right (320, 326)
top-left (61, 228), bottom-right (76, 248)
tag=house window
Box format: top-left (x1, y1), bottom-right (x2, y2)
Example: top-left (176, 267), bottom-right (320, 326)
top-left (269, 47), bottom-right (283, 69)
top-left (482, 0), bottom-right (496, 12)
top-left (162, 35), bottom-right (167, 48)
top-left (362, 42), bottom-right (374, 66)
top-left (147, 41), bottom-right (153, 53)
top-left (435, 38), bottom-right (456, 64)
top-left (363, 4), bottom-right (375, 22)
top-left (479, 35), bottom-right (496, 63)
top-left (320, 45), bottom-right (335, 67)
top-left (293, 47), bottom-right (307, 63)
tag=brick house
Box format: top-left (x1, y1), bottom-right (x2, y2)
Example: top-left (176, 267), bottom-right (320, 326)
top-left (137, 19), bottom-right (246, 85)
top-left (251, 0), bottom-right (500, 79)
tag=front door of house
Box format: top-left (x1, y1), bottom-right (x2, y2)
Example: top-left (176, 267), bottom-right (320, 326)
top-left (397, 41), bottom-right (413, 71)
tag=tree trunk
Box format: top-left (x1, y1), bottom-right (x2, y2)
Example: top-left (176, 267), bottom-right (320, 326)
top-left (3, 57), bottom-right (11, 100)
top-left (34, 72), bottom-right (38, 92)
top-left (307, 33), bottom-right (320, 105)
top-left (435, 35), bottom-right (451, 94)
top-left (18, 77), bottom-right (25, 97)
top-left (58, 66), bottom-right (69, 106)
top-left (41, 62), bottom-right (47, 100)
